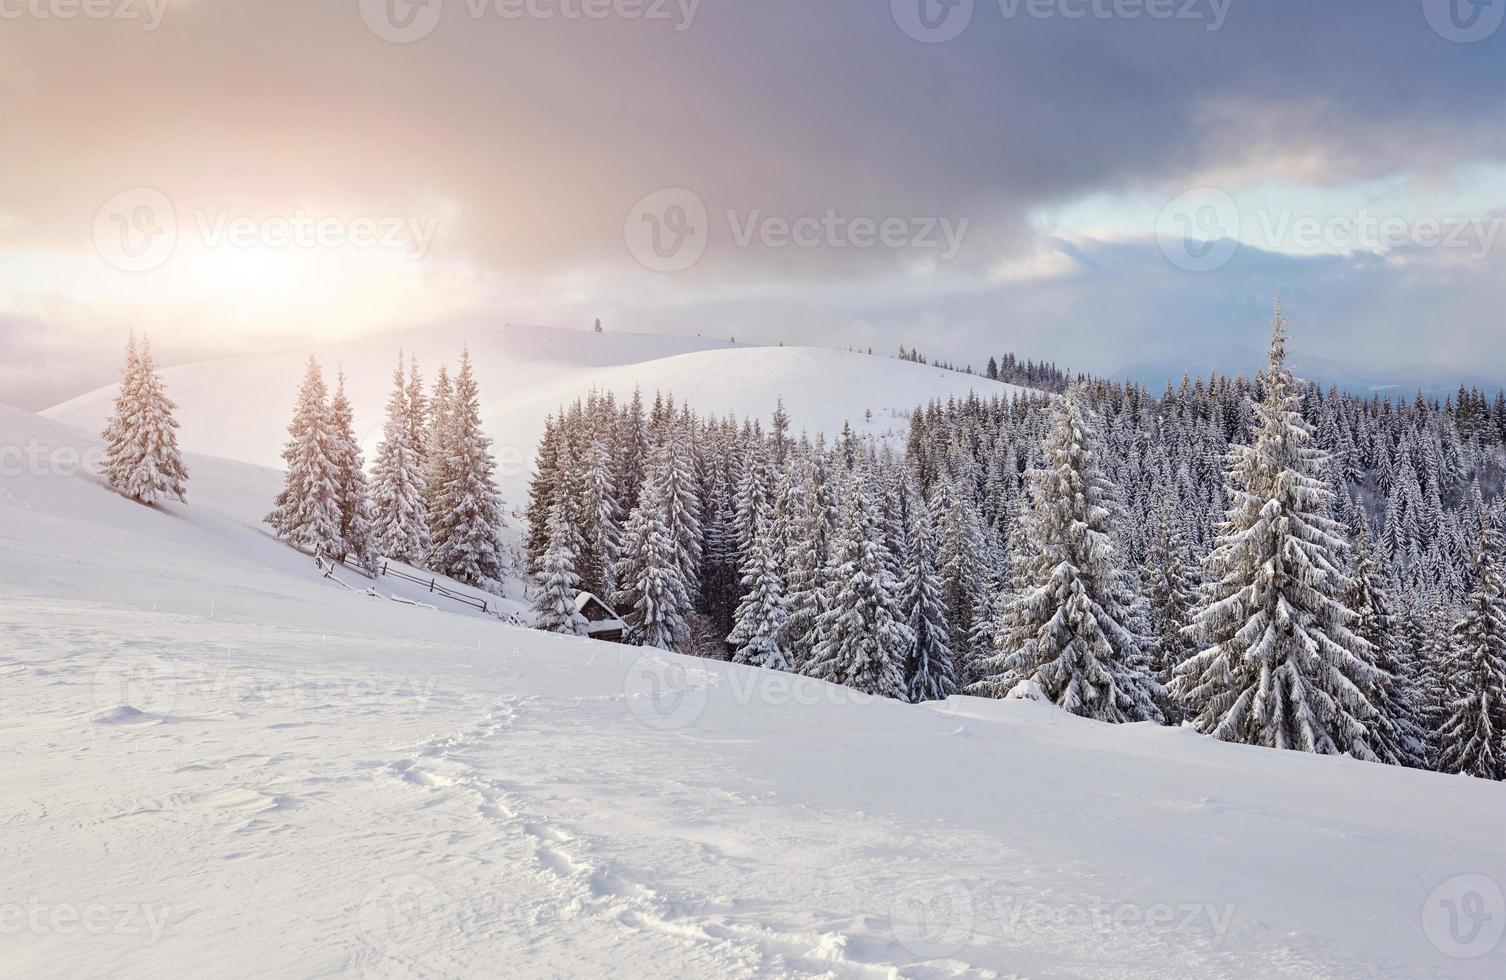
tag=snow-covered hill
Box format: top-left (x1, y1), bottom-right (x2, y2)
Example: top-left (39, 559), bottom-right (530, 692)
top-left (4, 407), bottom-right (1504, 978)
top-left (42, 324), bottom-right (1025, 505)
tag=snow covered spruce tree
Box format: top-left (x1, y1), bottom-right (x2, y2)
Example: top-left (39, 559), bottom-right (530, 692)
top-left (802, 472), bottom-right (912, 699)
top-left (266, 356), bottom-right (343, 556)
top-left (101, 334), bottom-right (189, 506)
top-left (971, 385), bottom-right (1163, 723)
top-left (727, 499), bottom-right (793, 670)
top-left (524, 413), bottom-right (563, 573)
top-left (101, 333), bottom-right (140, 484)
top-left (1436, 510), bottom-right (1506, 780)
top-left (574, 422), bottom-right (623, 598)
top-left (613, 455), bottom-right (695, 651)
top-left (1171, 306), bottom-right (1386, 757)
top-left (777, 460), bottom-right (827, 668)
top-left (1140, 500), bottom-right (1198, 682)
top-left (329, 370), bottom-right (379, 574)
top-left (371, 353), bottom-right (432, 563)
top-left (532, 496), bottom-right (589, 635)
top-left (1345, 510), bottom-right (1429, 768)
top-left (901, 494), bottom-right (957, 703)
top-left (427, 349), bottom-right (508, 589)
top-left (425, 363), bottom-right (454, 530)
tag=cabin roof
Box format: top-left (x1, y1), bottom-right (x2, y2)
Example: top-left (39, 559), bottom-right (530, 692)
top-left (573, 590), bottom-right (615, 613)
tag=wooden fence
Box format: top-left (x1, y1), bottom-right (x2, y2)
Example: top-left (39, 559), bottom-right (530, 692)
top-left (318, 550), bottom-right (492, 614)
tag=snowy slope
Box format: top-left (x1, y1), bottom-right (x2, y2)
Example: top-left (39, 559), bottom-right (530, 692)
top-left (0, 407), bottom-right (529, 624)
top-left (4, 410), bottom-right (1505, 979)
top-left (41, 324), bottom-right (1026, 504)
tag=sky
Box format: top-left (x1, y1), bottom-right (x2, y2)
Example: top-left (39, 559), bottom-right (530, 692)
top-left (3, 0), bottom-right (1506, 408)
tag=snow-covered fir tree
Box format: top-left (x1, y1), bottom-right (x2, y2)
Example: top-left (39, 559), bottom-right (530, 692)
top-left (931, 476), bottom-right (989, 679)
top-left (1436, 510), bottom-right (1506, 780)
top-left (1172, 305), bottom-right (1385, 757)
top-left (613, 459), bottom-right (695, 651)
top-left (371, 352), bottom-right (432, 563)
top-left (101, 332), bottom-right (140, 487)
top-left (532, 496), bottom-right (589, 635)
top-left (426, 363), bottom-right (454, 535)
top-left (971, 386), bottom-right (1163, 723)
top-left (803, 472), bottom-right (911, 698)
top-left (101, 335), bottom-right (189, 506)
top-left (778, 460), bottom-right (826, 669)
top-left (524, 413), bottom-right (563, 573)
top-left (266, 356), bottom-right (343, 556)
top-left (427, 350), bottom-right (508, 588)
top-left (1345, 509), bottom-right (1429, 768)
top-left (727, 500), bottom-right (793, 670)
top-left (901, 495), bottom-right (957, 703)
top-left (574, 416), bottom-right (623, 598)
top-left (1141, 499), bottom-right (1197, 683)
top-left (328, 370), bottom-right (378, 574)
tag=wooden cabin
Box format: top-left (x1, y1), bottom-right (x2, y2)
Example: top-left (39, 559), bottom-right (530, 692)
top-left (574, 591), bottom-right (626, 643)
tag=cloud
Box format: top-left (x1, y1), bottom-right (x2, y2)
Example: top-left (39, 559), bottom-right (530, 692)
top-left (2, 0), bottom-right (1504, 405)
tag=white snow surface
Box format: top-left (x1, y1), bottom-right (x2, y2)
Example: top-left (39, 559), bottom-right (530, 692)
top-left (42, 324), bottom-right (1026, 507)
top-left (4, 403), bottom-right (1505, 978)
